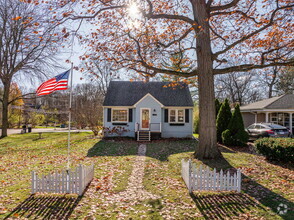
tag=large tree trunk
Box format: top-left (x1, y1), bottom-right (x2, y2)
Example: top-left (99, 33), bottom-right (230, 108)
top-left (192, 0), bottom-right (221, 159)
top-left (1, 81), bottom-right (11, 138)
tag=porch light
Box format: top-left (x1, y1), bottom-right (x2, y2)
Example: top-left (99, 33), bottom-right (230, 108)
top-left (153, 109), bottom-right (156, 113)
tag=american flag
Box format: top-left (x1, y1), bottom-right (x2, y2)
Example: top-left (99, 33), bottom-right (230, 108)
top-left (36, 70), bottom-right (70, 96)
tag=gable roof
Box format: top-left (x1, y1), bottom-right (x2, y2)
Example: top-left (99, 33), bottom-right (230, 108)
top-left (240, 94), bottom-right (294, 111)
top-left (103, 81), bottom-right (194, 107)
top-left (133, 93), bottom-right (164, 107)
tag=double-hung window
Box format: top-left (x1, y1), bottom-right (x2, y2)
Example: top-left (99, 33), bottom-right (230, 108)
top-left (169, 109), bottom-right (185, 123)
top-left (112, 109), bottom-right (128, 122)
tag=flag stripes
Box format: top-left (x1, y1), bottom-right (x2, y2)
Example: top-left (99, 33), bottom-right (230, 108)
top-left (36, 70), bottom-right (70, 96)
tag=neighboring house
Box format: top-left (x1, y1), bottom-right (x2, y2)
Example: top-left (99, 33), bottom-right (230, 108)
top-left (103, 81), bottom-right (194, 141)
top-left (240, 94), bottom-right (294, 133)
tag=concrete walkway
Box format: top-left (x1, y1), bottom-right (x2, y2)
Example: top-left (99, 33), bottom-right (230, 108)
top-left (83, 144), bottom-right (160, 219)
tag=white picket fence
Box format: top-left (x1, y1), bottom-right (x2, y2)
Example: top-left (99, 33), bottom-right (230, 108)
top-left (181, 159), bottom-right (241, 193)
top-left (31, 164), bottom-right (94, 196)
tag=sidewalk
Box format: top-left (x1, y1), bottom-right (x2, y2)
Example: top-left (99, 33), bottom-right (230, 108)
top-left (0, 128), bottom-right (92, 135)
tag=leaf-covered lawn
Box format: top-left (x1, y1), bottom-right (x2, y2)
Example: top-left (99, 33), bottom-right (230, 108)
top-left (0, 132), bottom-right (138, 219)
top-left (144, 141), bottom-right (294, 219)
top-left (0, 134), bottom-right (293, 219)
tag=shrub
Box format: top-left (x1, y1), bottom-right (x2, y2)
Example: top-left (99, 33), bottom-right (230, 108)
top-left (222, 129), bottom-right (233, 146)
top-left (255, 138), bottom-right (294, 162)
top-left (216, 99), bottom-right (232, 142)
top-left (223, 104), bottom-right (249, 146)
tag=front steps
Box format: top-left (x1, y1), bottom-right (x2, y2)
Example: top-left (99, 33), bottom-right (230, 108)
top-left (137, 131), bottom-right (151, 141)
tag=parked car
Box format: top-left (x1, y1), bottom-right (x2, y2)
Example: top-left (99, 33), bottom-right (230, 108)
top-left (246, 123), bottom-right (291, 140)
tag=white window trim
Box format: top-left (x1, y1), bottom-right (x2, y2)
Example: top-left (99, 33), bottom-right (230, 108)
top-left (168, 109), bottom-right (185, 123)
top-left (111, 108), bottom-right (129, 123)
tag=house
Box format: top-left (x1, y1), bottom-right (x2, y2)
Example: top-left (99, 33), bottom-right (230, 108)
top-left (102, 81), bottom-right (194, 141)
top-left (240, 94), bottom-right (294, 133)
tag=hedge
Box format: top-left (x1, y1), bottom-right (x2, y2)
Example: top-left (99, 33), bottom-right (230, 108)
top-left (255, 138), bottom-right (294, 162)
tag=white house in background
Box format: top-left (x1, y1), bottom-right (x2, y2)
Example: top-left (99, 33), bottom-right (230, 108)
top-left (240, 94), bottom-right (294, 133)
top-left (102, 81), bottom-right (194, 141)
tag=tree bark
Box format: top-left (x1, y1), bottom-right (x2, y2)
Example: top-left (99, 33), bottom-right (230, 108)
top-left (192, 0), bottom-right (221, 159)
top-left (268, 67), bottom-right (278, 98)
top-left (1, 81), bottom-right (11, 138)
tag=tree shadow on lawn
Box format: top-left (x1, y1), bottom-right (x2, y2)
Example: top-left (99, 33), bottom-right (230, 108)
top-left (145, 139), bottom-right (197, 161)
top-left (190, 192), bottom-right (263, 220)
top-left (87, 139), bottom-right (139, 157)
top-left (4, 194), bottom-right (83, 220)
top-left (195, 156), bottom-right (294, 220)
top-left (86, 139), bottom-right (197, 159)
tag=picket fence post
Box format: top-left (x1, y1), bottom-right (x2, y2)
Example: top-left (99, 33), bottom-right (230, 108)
top-left (188, 159), bottom-right (192, 193)
top-left (31, 171), bottom-right (35, 194)
top-left (79, 164), bottom-right (84, 195)
top-left (237, 169), bottom-right (241, 192)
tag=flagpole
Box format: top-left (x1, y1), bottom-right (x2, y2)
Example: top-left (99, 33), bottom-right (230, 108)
top-left (67, 63), bottom-right (74, 170)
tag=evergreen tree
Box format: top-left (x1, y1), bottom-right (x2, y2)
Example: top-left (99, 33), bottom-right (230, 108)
top-left (215, 99), bottom-right (221, 117)
top-left (223, 104), bottom-right (249, 146)
top-left (216, 99), bottom-right (232, 143)
top-left (276, 66), bottom-right (294, 94)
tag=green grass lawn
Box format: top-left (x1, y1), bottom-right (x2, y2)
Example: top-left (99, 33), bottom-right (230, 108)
top-left (0, 133), bottom-right (138, 219)
top-left (193, 133), bottom-right (199, 138)
top-left (144, 142), bottom-right (294, 219)
top-left (0, 134), bottom-right (293, 219)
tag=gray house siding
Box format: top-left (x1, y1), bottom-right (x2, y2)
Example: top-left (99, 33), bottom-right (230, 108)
top-left (161, 108), bottom-right (193, 138)
top-left (103, 108), bottom-right (136, 137)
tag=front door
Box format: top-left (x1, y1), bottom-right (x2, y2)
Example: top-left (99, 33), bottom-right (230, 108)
top-left (141, 108), bottom-right (150, 130)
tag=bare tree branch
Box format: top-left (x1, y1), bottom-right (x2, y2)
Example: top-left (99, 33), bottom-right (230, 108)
top-left (214, 61), bottom-right (294, 75)
top-left (210, 0), bottom-right (241, 11)
top-left (213, 4), bottom-right (294, 58)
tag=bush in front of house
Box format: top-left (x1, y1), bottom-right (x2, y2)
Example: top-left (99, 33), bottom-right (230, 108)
top-left (216, 99), bottom-right (232, 143)
top-left (255, 138), bottom-right (294, 162)
top-left (222, 104), bottom-right (249, 146)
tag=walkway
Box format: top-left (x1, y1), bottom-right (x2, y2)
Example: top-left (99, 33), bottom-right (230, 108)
top-left (113, 144), bottom-right (159, 202)
top-left (82, 144), bottom-right (160, 219)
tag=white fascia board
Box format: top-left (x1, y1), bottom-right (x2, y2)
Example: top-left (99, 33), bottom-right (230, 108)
top-left (103, 106), bottom-right (134, 108)
top-left (163, 106), bottom-right (193, 109)
top-left (241, 109), bottom-right (294, 113)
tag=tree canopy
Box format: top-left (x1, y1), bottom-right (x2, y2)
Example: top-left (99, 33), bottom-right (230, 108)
top-left (54, 0), bottom-right (293, 159)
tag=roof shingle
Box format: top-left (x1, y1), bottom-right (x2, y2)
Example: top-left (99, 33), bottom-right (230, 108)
top-left (240, 94), bottom-right (294, 111)
top-left (103, 81), bottom-right (194, 107)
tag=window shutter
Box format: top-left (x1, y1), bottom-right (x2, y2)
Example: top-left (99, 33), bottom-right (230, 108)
top-left (185, 109), bottom-right (189, 123)
top-left (164, 109), bottom-right (169, 123)
top-left (129, 109), bottom-right (133, 122)
top-left (107, 108), bottom-right (111, 122)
